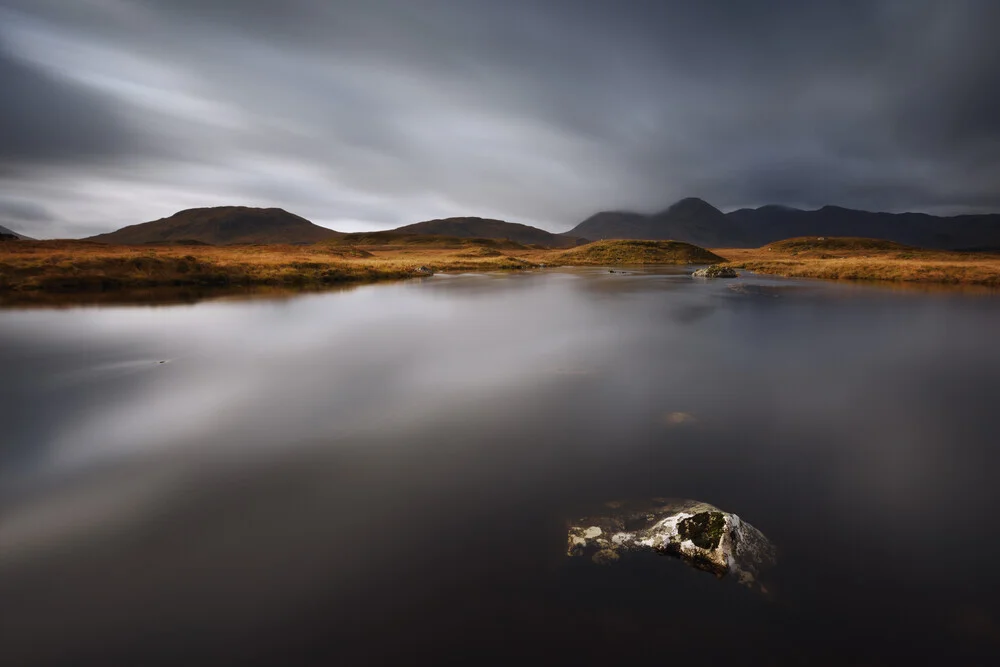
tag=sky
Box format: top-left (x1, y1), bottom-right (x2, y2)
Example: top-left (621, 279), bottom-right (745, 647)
top-left (1, 0), bottom-right (998, 238)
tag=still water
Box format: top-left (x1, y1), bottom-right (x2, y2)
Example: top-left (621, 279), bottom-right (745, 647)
top-left (2, 268), bottom-right (999, 666)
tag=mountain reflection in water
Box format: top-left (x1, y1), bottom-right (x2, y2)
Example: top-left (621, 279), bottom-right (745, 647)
top-left (2, 268), bottom-right (999, 666)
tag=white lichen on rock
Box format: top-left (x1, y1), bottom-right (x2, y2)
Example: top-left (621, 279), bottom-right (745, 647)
top-left (692, 265), bottom-right (738, 278)
top-left (566, 498), bottom-right (776, 591)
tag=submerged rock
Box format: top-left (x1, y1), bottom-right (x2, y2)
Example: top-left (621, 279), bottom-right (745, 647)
top-left (567, 498), bottom-right (776, 590)
top-left (664, 411), bottom-right (697, 426)
top-left (692, 265), bottom-right (738, 278)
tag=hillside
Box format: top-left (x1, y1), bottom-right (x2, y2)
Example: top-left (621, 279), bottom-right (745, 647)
top-left (727, 205), bottom-right (1000, 250)
top-left (86, 206), bottom-right (342, 245)
top-left (392, 217), bottom-right (585, 248)
top-left (761, 237), bottom-right (915, 256)
top-left (0, 224), bottom-right (33, 240)
top-left (566, 198), bottom-right (1000, 250)
top-left (327, 231), bottom-right (530, 251)
top-left (566, 198), bottom-right (747, 248)
top-left (554, 239), bottom-right (723, 265)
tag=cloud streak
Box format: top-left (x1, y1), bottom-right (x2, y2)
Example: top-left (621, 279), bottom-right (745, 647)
top-left (1, 0), bottom-right (998, 237)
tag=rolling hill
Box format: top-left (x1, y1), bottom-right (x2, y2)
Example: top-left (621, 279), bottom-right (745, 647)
top-left (391, 217), bottom-right (585, 248)
top-left (328, 231), bottom-right (531, 251)
top-left (86, 206), bottom-right (342, 245)
top-left (566, 199), bottom-right (1000, 250)
top-left (554, 239), bottom-right (724, 265)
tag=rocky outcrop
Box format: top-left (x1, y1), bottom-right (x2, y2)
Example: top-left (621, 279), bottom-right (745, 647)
top-left (567, 498), bottom-right (776, 591)
top-left (692, 265), bottom-right (738, 278)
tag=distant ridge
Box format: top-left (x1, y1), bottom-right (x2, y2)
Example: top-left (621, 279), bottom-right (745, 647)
top-left (565, 198), bottom-right (1000, 250)
top-left (78, 200), bottom-right (1000, 250)
top-left (725, 205), bottom-right (1000, 250)
top-left (566, 198), bottom-right (746, 248)
top-left (86, 206), bottom-right (342, 245)
top-left (0, 224), bottom-right (33, 240)
top-left (391, 216), bottom-right (585, 248)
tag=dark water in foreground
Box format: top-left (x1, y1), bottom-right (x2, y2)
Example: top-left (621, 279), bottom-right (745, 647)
top-left (2, 268), bottom-right (999, 666)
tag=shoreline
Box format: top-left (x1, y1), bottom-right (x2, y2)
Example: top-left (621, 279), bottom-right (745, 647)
top-left (715, 244), bottom-right (1000, 288)
top-left (0, 239), bottom-right (713, 302)
top-left (2, 238), bottom-right (999, 306)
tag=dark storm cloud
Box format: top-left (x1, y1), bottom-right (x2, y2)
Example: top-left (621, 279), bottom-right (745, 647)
top-left (0, 41), bottom-right (146, 165)
top-left (0, 0), bottom-right (998, 237)
top-left (0, 198), bottom-right (53, 223)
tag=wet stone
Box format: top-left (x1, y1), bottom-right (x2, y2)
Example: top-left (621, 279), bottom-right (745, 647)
top-left (566, 498), bottom-right (776, 591)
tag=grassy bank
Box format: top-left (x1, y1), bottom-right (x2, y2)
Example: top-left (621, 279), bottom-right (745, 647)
top-left (553, 239), bottom-right (723, 265)
top-left (0, 241), bottom-right (420, 292)
top-left (7, 235), bottom-right (996, 302)
top-left (716, 238), bottom-right (1000, 287)
top-left (0, 237), bottom-right (722, 299)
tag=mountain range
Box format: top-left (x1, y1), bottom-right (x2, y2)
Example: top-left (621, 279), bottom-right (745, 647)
top-left (84, 208), bottom-right (582, 247)
top-left (564, 198), bottom-right (1000, 250)
top-left (74, 200), bottom-right (1000, 249)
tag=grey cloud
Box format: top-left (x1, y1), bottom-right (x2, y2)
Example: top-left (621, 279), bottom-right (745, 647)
top-left (0, 0), bottom-right (998, 238)
top-left (0, 42), bottom-right (144, 166)
top-left (0, 198), bottom-right (53, 223)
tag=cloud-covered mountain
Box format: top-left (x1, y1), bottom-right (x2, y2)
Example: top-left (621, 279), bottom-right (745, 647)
top-left (566, 198), bottom-right (746, 248)
top-left (566, 199), bottom-right (1000, 249)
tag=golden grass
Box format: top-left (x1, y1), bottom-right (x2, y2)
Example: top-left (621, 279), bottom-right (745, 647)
top-left (716, 237), bottom-right (1000, 287)
top-left (7, 235), bottom-right (995, 304)
top-left (0, 239), bottom-right (544, 296)
top-left (553, 239), bottom-right (724, 265)
top-left (0, 237), bottom-right (724, 300)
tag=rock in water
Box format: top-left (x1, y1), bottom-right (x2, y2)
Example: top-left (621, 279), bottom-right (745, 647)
top-left (567, 498), bottom-right (776, 590)
top-left (692, 265), bottom-right (738, 278)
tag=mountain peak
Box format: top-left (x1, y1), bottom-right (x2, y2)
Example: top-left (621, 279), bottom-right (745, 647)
top-left (662, 197), bottom-right (724, 218)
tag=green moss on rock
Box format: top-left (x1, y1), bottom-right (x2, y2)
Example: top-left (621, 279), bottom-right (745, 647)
top-left (678, 511), bottom-right (726, 549)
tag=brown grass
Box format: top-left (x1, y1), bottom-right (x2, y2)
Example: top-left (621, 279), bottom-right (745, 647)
top-left (9, 235), bottom-right (994, 304)
top-left (0, 237), bottom-right (724, 301)
top-left (715, 237), bottom-right (1000, 287)
top-left (0, 239), bottom-right (550, 299)
top-left (553, 239), bottom-right (723, 265)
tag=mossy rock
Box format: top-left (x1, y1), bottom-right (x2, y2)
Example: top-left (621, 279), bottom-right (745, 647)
top-left (692, 265), bottom-right (738, 278)
top-left (567, 498), bottom-right (776, 591)
top-left (678, 511), bottom-right (726, 549)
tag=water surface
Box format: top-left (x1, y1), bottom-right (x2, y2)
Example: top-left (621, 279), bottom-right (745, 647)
top-left (2, 268), bottom-right (999, 665)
